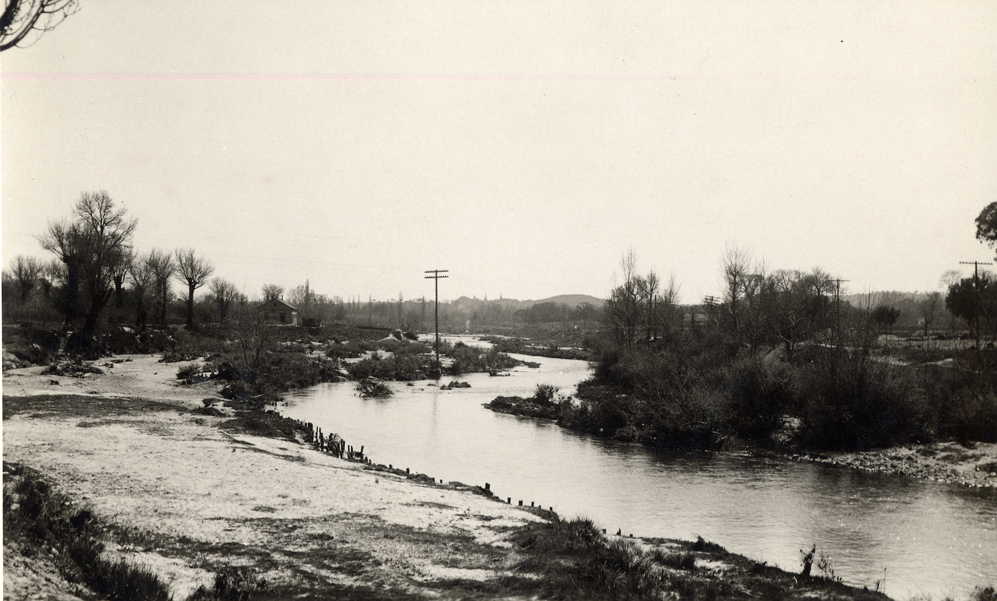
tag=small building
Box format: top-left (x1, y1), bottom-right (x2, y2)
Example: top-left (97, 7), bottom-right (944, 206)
top-left (262, 298), bottom-right (299, 326)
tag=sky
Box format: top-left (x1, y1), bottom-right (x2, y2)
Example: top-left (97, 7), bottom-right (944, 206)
top-left (2, 1), bottom-right (995, 304)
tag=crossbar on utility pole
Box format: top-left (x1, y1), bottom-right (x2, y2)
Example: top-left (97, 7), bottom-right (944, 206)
top-left (959, 261), bottom-right (992, 351)
top-left (425, 270), bottom-right (448, 378)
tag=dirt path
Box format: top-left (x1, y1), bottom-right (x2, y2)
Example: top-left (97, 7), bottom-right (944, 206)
top-left (3, 356), bottom-right (542, 599)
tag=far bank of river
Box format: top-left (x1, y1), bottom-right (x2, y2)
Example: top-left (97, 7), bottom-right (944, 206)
top-left (283, 336), bottom-right (997, 600)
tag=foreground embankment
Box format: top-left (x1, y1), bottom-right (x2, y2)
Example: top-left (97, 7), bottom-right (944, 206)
top-left (3, 355), bottom-right (894, 600)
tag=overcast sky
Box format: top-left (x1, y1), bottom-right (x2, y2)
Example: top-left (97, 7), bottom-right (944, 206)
top-left (2, 1), bottom-right (995, 304)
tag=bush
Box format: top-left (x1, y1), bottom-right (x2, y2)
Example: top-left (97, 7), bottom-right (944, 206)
top-left (724, 359), bottom-right (794, 440)
top-left (347, 353), bottom-right (428, 381)
top-left (176, 362), bottom-right (201, 381)
top-left (4, 465), bottom-right (171, 601)
top-left (796, 352), bottom-right (935, 450)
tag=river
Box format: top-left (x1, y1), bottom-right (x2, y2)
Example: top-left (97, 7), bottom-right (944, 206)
top-left (281, 338), bottom-right (996, 599)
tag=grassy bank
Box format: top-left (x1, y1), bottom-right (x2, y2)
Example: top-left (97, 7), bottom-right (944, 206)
top-left (4, 461), bottom-right (172, 600)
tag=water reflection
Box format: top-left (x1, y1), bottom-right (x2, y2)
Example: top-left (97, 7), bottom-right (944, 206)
top-left (282, 341), bottom-right (996, 599)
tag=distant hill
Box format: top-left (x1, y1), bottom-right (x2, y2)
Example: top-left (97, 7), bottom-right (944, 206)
top-left (535, 294), bottom-right (605, 308)
top-left (451, 294), bottom-right (604, 310)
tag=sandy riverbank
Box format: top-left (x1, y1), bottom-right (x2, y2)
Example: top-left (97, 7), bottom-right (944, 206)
top-left (3, 355), bottom-right (548, 599)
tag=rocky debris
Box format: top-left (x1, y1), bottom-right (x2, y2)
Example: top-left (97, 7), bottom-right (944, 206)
top-left (357, 378), bottom-right (392, 399)
top-left (42, 360), bottom-right (104, 378)
top-left (441, 381), bottom-right (471, 390)
top-left (484, 395), bottom-right (561, 420)
top-left (796, 442), bottom-right (997, 488)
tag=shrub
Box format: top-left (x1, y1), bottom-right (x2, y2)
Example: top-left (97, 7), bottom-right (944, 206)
top-left (4, 465), bottom-right (171, 601)
top-left (796, 353), bottom-right (935, 450)
top-left (176, 362), bottom-right (201, 381)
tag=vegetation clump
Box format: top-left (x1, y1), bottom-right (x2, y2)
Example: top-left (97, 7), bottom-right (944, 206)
top-left (511, 517), bottom-right (888, 600)
top-left (3, 462), bottom-right (172, 601)
top-left (485, 384), bottom-right (569, 420)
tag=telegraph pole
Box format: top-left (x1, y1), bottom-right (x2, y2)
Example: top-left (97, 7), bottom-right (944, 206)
top-left (959, 261), bottom-right (992, 351)
top-left (424, 269), bottom-right (448, 378)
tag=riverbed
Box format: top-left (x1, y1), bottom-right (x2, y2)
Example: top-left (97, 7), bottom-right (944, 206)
top-left (282, 339), bottom-right (997, 599)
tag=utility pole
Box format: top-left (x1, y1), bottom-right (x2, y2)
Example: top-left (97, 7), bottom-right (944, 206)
top-left (425, 269), bottom-right (448, 377)
top-left (959, 261), bottom-right (992, 351)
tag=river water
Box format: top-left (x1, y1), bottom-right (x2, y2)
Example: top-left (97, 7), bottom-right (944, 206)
top-left (282, 339), bottom-right (996, 599)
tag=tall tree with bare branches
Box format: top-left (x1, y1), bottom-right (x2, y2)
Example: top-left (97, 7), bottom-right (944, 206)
top-left (261, 284), bottom-right (284, 302)
top-left (129, 257), bottom-right (153, 331)
top-left (145, 249), bottom-right (174, 329)
top-left (175, 248), bottom-right (214, 329)
top-left (10, 255), bottom-right (42, 304)
top-left (39, 191), bottom-right (137, 343)
top-left (209, 278), bottom-right (240, 325)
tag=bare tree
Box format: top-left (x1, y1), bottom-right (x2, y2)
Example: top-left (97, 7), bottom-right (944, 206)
top-left (209, 278), bottom-right (240, 325)
top-left (38, 259), bottom-right (61, 300)
top-left (129, 258), bottom-right (153, 331)
top-left (234, 303), bottom-right (275, 387)
top-left (920, 292), bottom-right (942, 337)
top-left (721, 244), bottom-right (751, 337)
top-left (604, 250), bottom-right (643, 351)
top-left (174, 248), bottom-right (214, 329)
top-left (145, 249), bottom-right (174, 328)
top-left (1, 0), bottom-right (78, 51)
top-left (261, 283), bottom-right (284, 302)
top-left (111, 249), bottom-right (133, 320)
top-left (10, 255), bottom-right (42, 304)
top-left (39, 191), bottom-right (136, 342)
top-left (287, 284), bottom-right (309, 307)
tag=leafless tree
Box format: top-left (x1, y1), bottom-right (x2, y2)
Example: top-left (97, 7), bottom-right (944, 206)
top-left (111, 249), bottom-right (133, 316)
top-left (1, 0), bottom-right (78, 51)
top-left (145, 249), bottom-right (174, 329)
top-left (604, 250), bottom-right (643, 351)
top-left (10, 255), bottom-right (42, 304)
top-left (129, 257), bottom-right (154, 331)
top-left (209, 278), bottom-right (240, 325)
top-left (174, 248), bottom-right (214, 329)
top-left (721, 244), bottom-right (751, 337)
top-left (38, 259), bottom-right (61, 300)
top-left (234, 303), bottom-right (275, 386)
top-left (920, 292), bottom-right (942, 337)
top-left (38, 191), bottom-right (136, 342)
top-left (287, 284), bottom-right (309, 307)
top-left (261, 283), bottom-right (284, 302)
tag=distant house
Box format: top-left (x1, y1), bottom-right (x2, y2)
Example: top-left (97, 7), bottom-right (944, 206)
top-left (262, 298), bottom-right (299, 326)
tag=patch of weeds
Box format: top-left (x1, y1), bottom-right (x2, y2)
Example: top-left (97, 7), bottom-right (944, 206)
top-left (816, 548), bottom-right (842, 583)
top-left (3, 395), bottom-right (177, 420)
top-left (977, 461), bottom-right (997, 473)
top-left (3, 462), bottom-right (171, 600)
top-left (692, 536), bottom-right (727, 557)
top-left (357, 378), bottom-right (393, 399)
top-left (176, 362), bottom-right (202, 382)
top-left (218, 409), bottom-right (310, 442)
top-left (650, 548), bottom-right (696, 570)
top-left (188, 566), bottom-right (269, 601)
